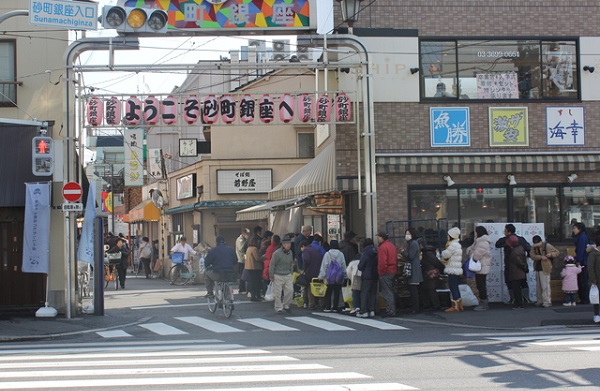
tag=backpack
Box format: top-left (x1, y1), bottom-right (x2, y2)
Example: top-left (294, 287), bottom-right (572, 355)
top-left (140, 243), bottom-right (152, 259)
top-left (326, 255), bottom-right (344, 285)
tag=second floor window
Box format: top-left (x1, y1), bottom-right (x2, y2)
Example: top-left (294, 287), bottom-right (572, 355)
top-left (0, 41), bottom-right (17, 107)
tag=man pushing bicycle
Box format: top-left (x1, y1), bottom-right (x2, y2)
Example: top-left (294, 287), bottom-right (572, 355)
top-left (204, 236), bottom-right (237, 298)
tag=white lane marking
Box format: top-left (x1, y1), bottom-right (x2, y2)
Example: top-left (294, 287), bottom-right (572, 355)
top-left (96, 330), bottom-right (132, 338)
top-left (0, 372), bottom-right (370, 389)
top-left (163, 383), bottom-right (418, 391)
top-left (176, 316), bottom-right (244, 333)
top-left (487, 334), bottom-right (600, 342)
top-left (287, 316), bottom-right (354, 331)
top-left (0, 339), bottom-right (222, 351)
top-left (0, 344), bottom-right (262, 362)
top-left (238, 318), bottom-right (299, 331)
top-left (314, 312), bottom-right (409, 330)
top-left (139, 322), bottom-right (188, 336)
top-left (530, 339), bottom-right (600, 346)
top-left (0, 355), bottom-right (297, 370)
top-left (0, 363), bottom-right (330, 379)
top-left (457, 329), bottom-right (600, 337)
top-left (574, 346), bottom-right (600, 351)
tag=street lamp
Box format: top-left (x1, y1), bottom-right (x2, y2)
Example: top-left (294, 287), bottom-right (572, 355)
top-left (336, 0), bottom-right (364, 33)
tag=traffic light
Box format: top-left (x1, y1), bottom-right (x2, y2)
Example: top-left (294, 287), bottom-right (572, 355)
top-left (32, 136), bottom-right (54, 176)
top-left (101, 6), bottom-right (168, 34)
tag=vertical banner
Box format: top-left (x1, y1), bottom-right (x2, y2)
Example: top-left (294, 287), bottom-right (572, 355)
top-left (22, 182), bottom-right (51, 273)
top-left (77, 182), bottom-right (96, 264)
top-left (148, 148), bottom-right (163, 180)
top-left (125, 128), bottom-right (144, 186)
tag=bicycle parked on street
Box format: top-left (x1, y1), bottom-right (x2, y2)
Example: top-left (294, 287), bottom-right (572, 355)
top-left (104, 253), bottom-right (121, 290)
top-left (206, 271), bottom-right (236, 318)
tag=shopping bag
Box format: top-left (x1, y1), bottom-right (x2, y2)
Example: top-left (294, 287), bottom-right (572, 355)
top-left (342, 282), bottom-right (353, 307)
top-left (264, 282), bottom-right (274, 302)
top-left (458, 284), bottom-right (479, 307)
top-left (310, 278), bottom-right (327, 297)
top-left (590, 284), bottom-right (600, 305)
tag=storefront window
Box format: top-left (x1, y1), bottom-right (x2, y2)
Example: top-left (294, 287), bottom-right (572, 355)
top-left (512, 187), bottom-right (561, 242)
top-left (563, 186), bottom-right (600, 238)
top-left (459, 187), bottom-right (508, 236)
top-left (420, 39), bottom-right (579, 101)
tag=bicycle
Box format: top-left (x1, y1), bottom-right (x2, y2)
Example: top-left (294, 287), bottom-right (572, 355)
top-left (206, 271), bottom-right (236, 318)
top-left (104, 253), bottom-right (121, 290)
top-left (169, 252), bottom-right (200, 285)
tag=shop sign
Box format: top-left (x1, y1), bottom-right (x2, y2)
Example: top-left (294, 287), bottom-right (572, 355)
top-left (217, 169), bottom-right (272, 194)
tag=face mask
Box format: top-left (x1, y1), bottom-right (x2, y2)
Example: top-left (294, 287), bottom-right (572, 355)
top-left (405, 234), bottom-right (412, 241)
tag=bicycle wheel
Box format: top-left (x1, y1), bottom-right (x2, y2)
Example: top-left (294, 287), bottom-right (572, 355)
top-left (170, 264), bottom-right (190, 286)
top-left (104, 265), bottom-right (110, 289)
top-left (222, 284), bottom-right (234, 318)
top-left (207, 293), bottom-right (218, 313)
top-left (114, 268), bottom-right (119, 290)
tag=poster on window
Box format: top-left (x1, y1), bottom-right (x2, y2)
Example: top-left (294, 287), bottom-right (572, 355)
top-left (546, 107), bottom-right (585, 146)
top-left (489, 107), bottom-right (528, 147)
top-left (430, 107), bottom-right (470, 147)
top-left (477, 73), bottom-right (519, 99)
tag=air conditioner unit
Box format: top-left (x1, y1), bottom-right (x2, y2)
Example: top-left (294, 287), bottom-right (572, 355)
top-left (272, 39), bottom-right (290, 61)
top-left (296, 37), bottom-right (312, 61)
top-left (248, 39), bottom-right (266, 53)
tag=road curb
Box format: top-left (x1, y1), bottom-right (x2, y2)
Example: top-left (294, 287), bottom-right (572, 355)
top-left (0, 316), bottom-right (152, 343)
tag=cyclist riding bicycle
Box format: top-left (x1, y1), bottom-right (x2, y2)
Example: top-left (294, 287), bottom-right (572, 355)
top-left (204, 236), bottom-right (237, 298)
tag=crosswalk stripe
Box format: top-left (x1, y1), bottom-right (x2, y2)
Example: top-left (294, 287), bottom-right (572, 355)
top-left (176, 316), bottom-right (244, 333)
top-left (0, 344), bottom-right (250, 357)
top-left (487, 333), bottom-right (600, 342)
top-left (0, 372), bottom-right (370, 389)
top-left (139, 322), bottom-right (188, 335)
top-left (95, 330), bottom-right (132, 338)
top-left (238, 318), bottom-right (299, 331)
top-left (0, 363), bottom-right (330, 379)
top-left (288, 316), bottom-right (355, 331)
top-left (574, 346), bottom-right (600, 351)
top-left (530, 339), bottom-right (600, 346)
top-left (314, 312), bottom-right (409, 330)
top-left (0, 355), bottom-right (298, 369)
top-left (172, 383), bottom-right (418, 391)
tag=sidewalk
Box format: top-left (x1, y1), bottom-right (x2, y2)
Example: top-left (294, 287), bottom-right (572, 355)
top-left (1, 275), bottom-right (598, 342)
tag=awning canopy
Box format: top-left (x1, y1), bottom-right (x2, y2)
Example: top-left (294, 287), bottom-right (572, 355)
top-left (128, 199), bottom-right (160, 222)
top-left (377, 154), bottom-right (600, 174)
top-left (269, 143), bottom-right (337, 201)
top-left (236, 197), bottom-right (306, 221)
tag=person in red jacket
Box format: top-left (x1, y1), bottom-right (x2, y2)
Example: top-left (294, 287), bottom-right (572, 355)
top-left (377, 232), bottom-right (398, 316)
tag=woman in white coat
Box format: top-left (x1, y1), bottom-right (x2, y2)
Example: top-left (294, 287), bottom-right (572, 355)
top-left (442, 227), bottom-right (464, 312)
top-left (467, 226), bottom-right (492, 311)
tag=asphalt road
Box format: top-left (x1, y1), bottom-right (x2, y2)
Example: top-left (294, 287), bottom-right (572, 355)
top-left (2, 276), bottom-right (600, 390)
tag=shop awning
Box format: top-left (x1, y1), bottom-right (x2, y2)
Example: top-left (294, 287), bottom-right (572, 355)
top-left (269, 143), bottom-right (337, 201)
top-left (377, 154), bottom-right (600, 174)
top-left (236, 197), bottom-right (306, 221)
top-left (128, 199), bottom-right (160, 222)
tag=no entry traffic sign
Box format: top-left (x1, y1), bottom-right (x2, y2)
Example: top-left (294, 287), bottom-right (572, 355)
top-left (62, 182), bottom-right (83, 202)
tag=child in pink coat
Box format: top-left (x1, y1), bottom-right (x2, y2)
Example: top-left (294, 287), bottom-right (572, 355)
top-left (561, 256), bottom-right (582, 306)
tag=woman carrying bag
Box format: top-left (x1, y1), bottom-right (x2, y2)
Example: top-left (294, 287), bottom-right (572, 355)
top-left (442, 227), bottom-right (464, 312)
top-left (467, 226), bottom-right (493, 311)
top-left (402, 228), bottom-right (424, 314)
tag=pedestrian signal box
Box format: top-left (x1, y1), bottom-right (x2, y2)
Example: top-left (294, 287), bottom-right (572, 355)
top-left (32, 136), bottom-right (54, 176)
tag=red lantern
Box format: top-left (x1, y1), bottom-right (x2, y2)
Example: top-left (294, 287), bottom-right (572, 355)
top-left (105, 96), bottom-right (121, 125)
top-left (161, 95), bottom-right (178, 125)
top-left (124, 96), bottom-right (142, 125)
top-left (86, 97), bottom-right (103, 126)
top-left (335, 93), bottom-right (352, 122)
top-left (259, 94), bottom-right (275, 123)
top-left (279, 94), bottom-right (295, 123)
top-left (144, 95), bottom-right (160, 125)
top-left (183, 95), bottom-right (200, 125)
top-left (240, 95), bottom-right (255, 123)
top-left (202, 95), bottom-right (219, 124)
top-left (220, 94), bottom-right (236, 124)
top-left (298, 94), bottom-right (313, 123)
top-left (316, 94), bottom-right (331, 123)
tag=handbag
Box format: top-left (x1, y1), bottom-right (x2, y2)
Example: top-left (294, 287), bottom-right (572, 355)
top-left (295, 273), bottom-right (309, 287)
top-left (468, 255), bottom-right (482, 273)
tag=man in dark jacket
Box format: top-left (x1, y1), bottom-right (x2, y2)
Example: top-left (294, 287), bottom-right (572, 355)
top-left (293, 225), bottom-right (312, 269)
top-left (495, 223), bottom-right (531, 303)
top-left (107, 238), bottom-right (129, 289)
top-left (204, 236), bottom-right (237, 298)
top-left (506, 235), bottom-right (528, 309)
top-left (339, 230), bottom-right (359, 265)
top-left (300, 240), bottom-right (324, 310)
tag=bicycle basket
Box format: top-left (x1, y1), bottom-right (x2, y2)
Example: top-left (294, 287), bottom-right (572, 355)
top-left (171, 252), bottom-right (184, 264)
top-left (106, 253), bottom-right (121, 264)
top-left (310, 278), bottom-right (327, 298)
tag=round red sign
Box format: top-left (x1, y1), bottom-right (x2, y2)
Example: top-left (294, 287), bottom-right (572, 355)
top-left (62, 182), bottom-right (83, 202)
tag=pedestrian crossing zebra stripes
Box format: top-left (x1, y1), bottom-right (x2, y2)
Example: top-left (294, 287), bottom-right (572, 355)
top-left (96, 312), bottom-right (409, 338)
top-left (456, 329), bottom-right (600, 352)
top-left (0, 340), bottom-right (417, 390)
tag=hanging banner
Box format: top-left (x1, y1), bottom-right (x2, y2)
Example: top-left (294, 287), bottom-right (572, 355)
top-left (22, 182), bottom-right (51, 274)
top-left (124, 128), bottom-right (144, 187)
top-left (77, 183), bottom-right (96, 264)
top-left (148, 148), bottom-right (164, 180)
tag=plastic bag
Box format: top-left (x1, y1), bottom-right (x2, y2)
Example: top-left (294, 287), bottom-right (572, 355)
top-left (264, 282), bottom-right (274, 302)
top-left (458, 284), bottom-right (479, 307)
top-left (590, 284), bottom-right (599, 305)
top-left (342, 283), bottom-right (353, 306)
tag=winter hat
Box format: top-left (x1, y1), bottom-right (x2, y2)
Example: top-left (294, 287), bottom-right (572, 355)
top-left (448, 227), bottom-right (461, 239)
